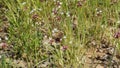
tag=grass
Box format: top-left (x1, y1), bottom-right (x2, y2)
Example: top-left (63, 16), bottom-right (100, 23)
top-left (0, 0), bottom-right (120, 68)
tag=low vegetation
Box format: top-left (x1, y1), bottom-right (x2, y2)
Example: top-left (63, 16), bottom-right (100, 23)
top-left (0, 0), bottom-right (120, 68)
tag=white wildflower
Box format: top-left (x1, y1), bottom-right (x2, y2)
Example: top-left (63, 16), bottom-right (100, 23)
top-left (52, 28), bottom-right (59, 33)
top-left (0, 38), bottom-right (1, 41)
top-left (31, 24), bottom-right (34, 27)
top-left (60, 12), bottom-right (64, 15)
top-left (96, 11), bottom-right (99, 14)
top-left (30, 9), bottom-right (36, 14)
top-left (44, 35), bottom-right (47, 38)
top-left (52, 30), bottom-right (55, 33)
top-left (38, 8), bottom-right (42, 11)
top-left (99, 10), bottom-right (102, 13)
top-left (117, 20), bottom-right (120, 24)
top-left (5, 36), bottom-right (8, 40)
top-left (69, 41), bottom-right (72, 44)
top-left (63, 36), bottom-right (66, 39)
top-left (49, 37), bottom-right (52, 41)
top-left (95, 8), bottom-right (98, 11)
top-left (60, 38), bottom-right (62, 41)
top-left (22, 2), bottom-right (26, 5)
top-left (58, 5), bottom-right (61, 9)
top-left (66, 12), bottom-right (70, 17)
top-left (60, 2), bottom-right (63, 5)
top-left (101, 25), bottom-right (104, 28)
top-left (54, 28), bottom-right (58, 32)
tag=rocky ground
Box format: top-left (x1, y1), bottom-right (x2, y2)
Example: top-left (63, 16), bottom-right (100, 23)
top-left (84, 39), bottom-right (120, 68)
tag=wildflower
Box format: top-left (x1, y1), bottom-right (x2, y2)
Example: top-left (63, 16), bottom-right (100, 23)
top-left (56, 1), bottom-right (62, 7)
top-left (101, 25), bottom-right (104, 28)
top-left (38, 8), bottom-right (42, 11)
top-left (4, 36), bottom-right (8, 40)
top-left (32, 14), bottom-right (39, 20)
top-left (49, 37), bottom-right (52, 41)
top-left (60, 12), bottom-right (64, 15)
top-left (63, 36), bottom-right (66, 39)
top-left (22, 2), bottom-right (26, 5)
top-left (52, 28), bottom-right (59, 33)
top-left (0, 42), bottom-right (7, 49)
top-left (114, 31), bottom-right (120, 38)
top-left (60, 2), bottom-right (62, 5)
top-left (49, 39), bottom-right (54, 44)
top-left (52, 8), bottom-right (58, 15)
top-left (61, 45), bottom-right (68, 51)
top-left (55, 16), bottom-right (61, 21)
top-left (77, 1), bottom-right (82, 7)
top-left (96, 8), bottom-right (98, 11)
top-left (66, 12), bottom-right (70, 17)
top-left (58, 5), bottom-right (61, 9)
top-left (48, 37), bottom-right (56, 45)
top-left (117, 20), bottom-right (120, 24)
top-left (60, 38), bottom-right (62, 41)
top-left (99, 10), bottom-right (102, 13)
top-left (30, 9), bottom-right (36, 14)
top-left (0, 37), bottom-right (1, 41)
top-left (69, 41), bottom-right (72, 44)
top-left (96, 8), bottom-right (102, 16)
top-left (44, 35), bottom-right (47, 38)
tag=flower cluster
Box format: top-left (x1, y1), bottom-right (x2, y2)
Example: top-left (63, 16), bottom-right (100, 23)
top-left (95, 8), bottom-right (102, 16)
top-left (61, 45), bottom-right (68, 51)
top-left (114, 30), bottom-right (120, 38)
top-left (52, 28), bottom-right (63, 43)
top-left (77, 0), bottom-right (86, 7)
top-left (0, 42), bottom-right (8, 49)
